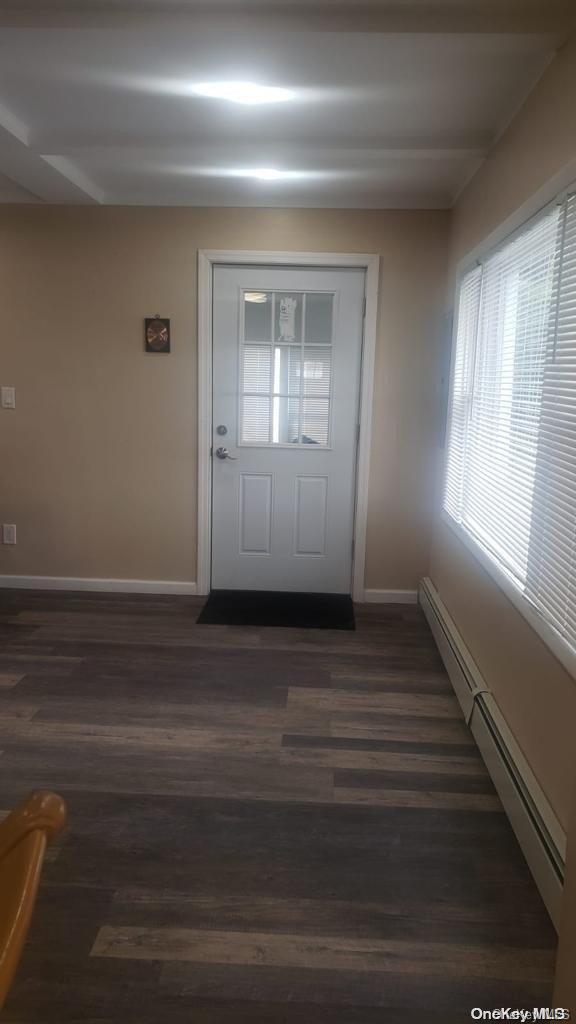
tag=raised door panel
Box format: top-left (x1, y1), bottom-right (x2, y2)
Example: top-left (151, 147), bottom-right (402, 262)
top-left (239, 474), bottom-right (273, 554)
top-left (295, 476), bottom-right (328, 556)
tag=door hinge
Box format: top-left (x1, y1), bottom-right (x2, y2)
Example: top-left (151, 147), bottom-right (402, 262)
top-left (362, 296), bottom-right (367, 318)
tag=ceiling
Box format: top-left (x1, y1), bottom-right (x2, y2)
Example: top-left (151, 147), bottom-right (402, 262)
top-left (0, 1), bottom-right (573, 208)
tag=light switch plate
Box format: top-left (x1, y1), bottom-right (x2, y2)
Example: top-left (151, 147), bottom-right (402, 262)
top-left (2, 524), bottom-right (17, 545)
top-left (1, 386), bottom-right (15, 409)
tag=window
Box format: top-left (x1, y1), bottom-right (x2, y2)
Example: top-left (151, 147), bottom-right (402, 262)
top-left (240, 291), bottom-right (333, 446)
top-left (444, 191), bottom-right (576, 657)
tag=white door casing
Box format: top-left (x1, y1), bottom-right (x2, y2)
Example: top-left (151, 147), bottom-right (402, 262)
top-left (197, 250), bottom-right (380, 601)
top-left (211, 265), bottom-right (365, 593)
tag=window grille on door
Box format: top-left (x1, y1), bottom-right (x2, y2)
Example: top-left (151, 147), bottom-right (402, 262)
top-left (240, 291), bottom-right (334, 446)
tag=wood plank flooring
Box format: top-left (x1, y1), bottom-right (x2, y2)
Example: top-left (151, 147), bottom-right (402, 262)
top-left (0, 590), bottom-right (556, 1022)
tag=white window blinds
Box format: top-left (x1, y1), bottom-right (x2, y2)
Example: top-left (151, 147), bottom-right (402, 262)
top-left (444, 191), bottom-right (576, 655)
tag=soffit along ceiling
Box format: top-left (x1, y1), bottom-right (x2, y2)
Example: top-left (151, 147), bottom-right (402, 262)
top-left (0, 1), bottom-right (573, 208)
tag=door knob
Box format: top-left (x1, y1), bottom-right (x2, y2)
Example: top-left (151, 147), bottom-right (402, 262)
top-left (215, 446), bottom-right (237, 460)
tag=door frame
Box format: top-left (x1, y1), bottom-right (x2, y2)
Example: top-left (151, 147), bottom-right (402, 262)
top-left (197, 249), bottom-right (380, 602)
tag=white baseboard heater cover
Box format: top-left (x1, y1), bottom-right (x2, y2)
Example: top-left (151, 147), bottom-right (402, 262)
top-left (419, 577), bottom-right (565, 929)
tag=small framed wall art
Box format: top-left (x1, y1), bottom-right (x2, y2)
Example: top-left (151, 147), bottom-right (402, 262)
top-left (145, 316), bottom-right (170, 353)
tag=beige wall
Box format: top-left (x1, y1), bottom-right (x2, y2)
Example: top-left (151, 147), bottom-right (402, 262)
top-left (0, 205), bottom-right (449, 590)
top-left (430, 31), bottom-right (576, 831)
top-left (450, 30), bottom-right (576, 271)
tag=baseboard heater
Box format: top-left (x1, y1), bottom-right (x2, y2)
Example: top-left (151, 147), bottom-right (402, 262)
top-left (419, 577), bottom-right (566, 929)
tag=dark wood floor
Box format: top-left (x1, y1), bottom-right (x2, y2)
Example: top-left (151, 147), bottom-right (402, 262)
top-left (0, 590), bottom-right (556, 1023)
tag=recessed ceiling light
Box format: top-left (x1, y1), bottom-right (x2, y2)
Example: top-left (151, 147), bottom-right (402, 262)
top-left (172, 165), bottom-right (321, 184)
top-left (223, 167), bottom-right (308, 183)
top-left (191, 81), bottom-right (294, 105)
top-left (251, 168), bottom-right (288, 181)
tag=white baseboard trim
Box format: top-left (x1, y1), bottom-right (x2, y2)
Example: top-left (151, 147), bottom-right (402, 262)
top-left (0, 575), bottom-right (197, 595)
top-left (363, 589), bottom-right (418, 604)
top-left (419, 576), bottom-right (565, 928)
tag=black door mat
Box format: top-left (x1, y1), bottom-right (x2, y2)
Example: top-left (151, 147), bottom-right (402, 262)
top-left (197, 590), bottom-right (355, 630)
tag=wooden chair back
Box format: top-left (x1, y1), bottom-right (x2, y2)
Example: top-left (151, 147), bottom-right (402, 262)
top-left (0, 791), bottom-right (66, 1012)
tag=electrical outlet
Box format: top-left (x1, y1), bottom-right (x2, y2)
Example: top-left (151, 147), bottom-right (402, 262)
top-left (2, 524), bottom-right (17, 545)
top-left (1, 387), bottom-right (15, 409)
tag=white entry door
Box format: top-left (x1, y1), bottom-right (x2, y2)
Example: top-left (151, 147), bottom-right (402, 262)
top-left (211, 265), bottom-right (365, 593)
